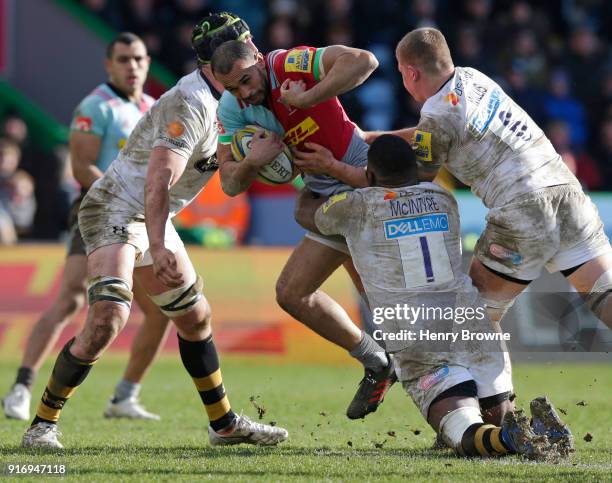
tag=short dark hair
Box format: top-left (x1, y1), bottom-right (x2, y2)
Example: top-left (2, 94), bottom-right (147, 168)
top-left (367, 134), bottom-right (417, 182)
top-left (211, 40), bottom-right (257, 75)
top-left (106, 32), bottom-right (144, 59)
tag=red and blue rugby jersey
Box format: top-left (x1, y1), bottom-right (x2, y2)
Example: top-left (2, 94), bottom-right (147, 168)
top-left (265, 46), bottom-right (356, 161)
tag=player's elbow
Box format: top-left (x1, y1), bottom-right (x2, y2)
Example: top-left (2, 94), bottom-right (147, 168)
top-left (358, 50), bottom-right (379, 76)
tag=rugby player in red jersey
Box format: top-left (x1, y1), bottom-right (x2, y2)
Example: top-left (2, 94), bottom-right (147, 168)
top-left (211, 40), bottom-right (394, 420)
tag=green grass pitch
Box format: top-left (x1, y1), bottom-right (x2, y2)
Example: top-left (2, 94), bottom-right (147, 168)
top-left (0, 356), bottom-right (610, 481)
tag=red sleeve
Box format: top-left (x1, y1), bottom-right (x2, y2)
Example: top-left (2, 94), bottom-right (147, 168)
top-left (273, 46), bottom-right (323, 85)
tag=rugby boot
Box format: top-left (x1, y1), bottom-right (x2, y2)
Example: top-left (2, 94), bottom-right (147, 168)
top-left (104, 396), bottom-right (161, 420)
top-left (22, 422), bottom-right (63, 449)
top-left (346, 355), bottom-right (397, 419)
top-left (2, 383), bottom-right (31, 420)
top-left (208, 414), bottom-right (288, 446)
top-left (502, 409), bottom-right (553, 461)
top-left (530, 396), bottom-right (574, 457)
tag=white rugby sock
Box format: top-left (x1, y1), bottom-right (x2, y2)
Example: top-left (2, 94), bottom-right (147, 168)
top-left (349, 331), bottom-right (387, 371)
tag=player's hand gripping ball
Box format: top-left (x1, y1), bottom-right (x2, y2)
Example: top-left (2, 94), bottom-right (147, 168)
top-left (230, 125), bottom-right (295, 184)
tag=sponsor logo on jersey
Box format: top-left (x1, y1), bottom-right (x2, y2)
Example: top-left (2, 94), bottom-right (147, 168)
top-left (283, 116), bottom-right (320, 146)
top-left (74, 116), bottom-right (93, 132)
top-left (418, 365), bottom-right (449, 391)
top-left (322, 192), bottom-right (348, 214)
top-left (445, 92), bottom-right (459, 105)
top-left (489, 243), bottom-right (522, 265)
top-left (384, 191), bottom-right (398, 200)
top-left (413, 130), bottom-right (432, 162)
top-left (383, 213), bottom-right (449, 239)
top-left (468, 87), bottom-right (504, 136)
top-left (166, 121), bottom-right (185, 138)
top-left (284, 49), bottom-right (313, 73)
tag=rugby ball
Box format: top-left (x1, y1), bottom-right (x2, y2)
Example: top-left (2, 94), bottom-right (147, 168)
top-left (230, 125), bottom-right (295, 184)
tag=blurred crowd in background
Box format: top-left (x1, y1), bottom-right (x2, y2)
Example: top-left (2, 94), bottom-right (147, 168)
top-left (1, 0), bottom-right (610, 243)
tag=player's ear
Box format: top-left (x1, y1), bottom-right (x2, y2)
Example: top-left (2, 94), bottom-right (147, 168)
top-left (406, 65), bottom-right (416, 81)
top-left (255, 51), bottom-right (264, 64)
top-left (104, 57), bottom-right (113, 76)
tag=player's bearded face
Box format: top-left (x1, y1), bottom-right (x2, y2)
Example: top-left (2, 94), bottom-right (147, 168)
top-left (106, 41), bottom-right (150, 97)
top-left (218, 58), bottom-right (268, 105)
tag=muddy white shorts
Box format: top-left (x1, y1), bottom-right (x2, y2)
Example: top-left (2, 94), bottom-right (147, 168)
top-left (475, 184), bottom-right (611, 281)
top-left (394, 350), bottom-right (513, 418)
top-left (79, 190), bottom-right (184, 268)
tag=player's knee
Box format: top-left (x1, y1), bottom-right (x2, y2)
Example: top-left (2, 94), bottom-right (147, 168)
top-left (275, 277), bottom-right (301, 313)
top-left (173, 299), bottom-right (212, 338)
top-left (87, 302), bottom-right (127, 348)
top-left (481, 398), bottom-right (514, 426)
top-left (56, 279), bottom-right (88, 317)
top-left (148, 275), bottom-right (204, 319)
top-left (480, 296), bottom-right (516, 323)
top-left (58, 290), bottom-right (87, 318)
top-left (87, 276), bottom-right (133, 309)
top-left (584, 269), bottom-right (612, 319)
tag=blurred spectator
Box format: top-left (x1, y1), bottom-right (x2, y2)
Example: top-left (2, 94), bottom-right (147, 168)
top-left (0, 138), bottom-right (36, 240)
top-left (121, 0), bottom-right (156, 33)
top-left (173, 0), bottom-right (210, 25)
top-left (8, 171), bottom-right (37, 236)
top-left (503, 29), bottom-right (549, 88)
top-left (405, 0), bottom-right (438, 30)
top-left (453, 26), bottom-right (497, 76)
top-left (493, 1), bottom-right (552, 49)
top-left (325, 20), bottom-right (354, 46)
top-left (1, 113), bottom-right (27, 145)
top-left (29, 145), bottom-right (75, 240)
top-left (503, 65), bottom-right (547, 126)
top-left (546, 120), bottom-right (602, 190)
top-left (162, 21), bottom-right (199, 75)
top-left (1, 112), bottom-right (43, 180)
top-left (263, 15), bottom-right (297, 51)
top-left (454, 0), bottom-right (495, 46)
top-left (80, 0), bottom-right (123, 27)
top-left (1, 112), bottom-right (72, 240)
top-left (564, 25), bottom-right (606, 109)
top-left (0, 138), bottom-right (21, 183)
top-left (543, 69), bottom-right (587, 148)
top-left (595, 117), bottom-right (612, 190)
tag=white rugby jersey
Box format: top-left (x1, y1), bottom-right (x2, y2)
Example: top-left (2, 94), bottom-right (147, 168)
top-left (414, 67), bottom-right (577, 208)
top-left (316, 182), bottom-right (471, 292)
top-left (96, 70), bottom-right (220, 217)
top-left (316, 182), bottom-right (507, 358)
